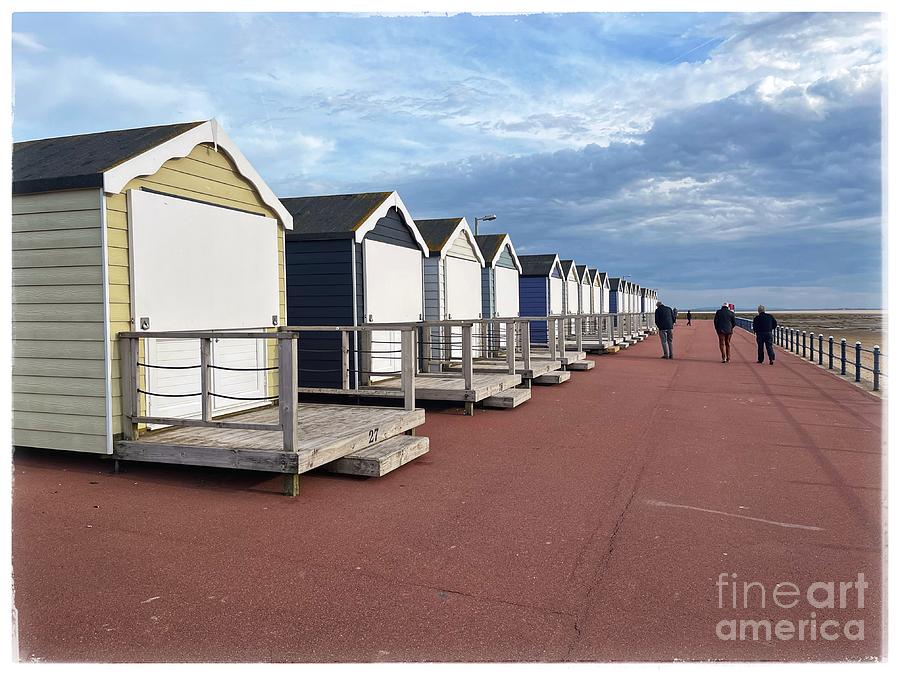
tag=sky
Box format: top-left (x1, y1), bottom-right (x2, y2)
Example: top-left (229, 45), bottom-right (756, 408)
top-left (11, 11), bottom-right (883, 309)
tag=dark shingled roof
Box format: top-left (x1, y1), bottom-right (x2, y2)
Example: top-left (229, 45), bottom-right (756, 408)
top-left (598, 271), bottom-right (609, 284)
top-left (475, 233), bottom-right (507, 263)
top-left (519, 254), bottom-right (558, 276)
top-left (608, 276), bottom-right (622, 290)
top-left (415, 218), bottom-right (463, 253)
top-left (559, 259), bottom-right (576, 279)
top-left (13, 121), bottom-right (206, 195)
top-left (281, 192), bottom-right (392, 240)
top-left (575, 264), bottom-right (589, 281)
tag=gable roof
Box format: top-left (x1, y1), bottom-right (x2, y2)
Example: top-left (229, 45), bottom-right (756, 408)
top-left (598, 271), bottom-right (609, 285)
top-left (608, 277), bottom-right (622, 290)
top-left (518, 254), bottom-right (560, 277)
top-left (280, 190), bottom-right (428, 252)
top-left (415, 217), bottom-right (484, 264)
top-left (12, 119), bottom-right (292, 227)
top-left (559, 259), bottom-right (579, 281)
top-left (575, 264), bottom-right (590, 283)
top-left (13, 121), bottom-right (205, 194)
top-left (475, 233), bottom-right (522, 272)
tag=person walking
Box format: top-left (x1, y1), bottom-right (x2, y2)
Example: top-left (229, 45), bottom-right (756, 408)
top-left (753, 304), bottom-right (778, 364)
top-left (686, 310), bottom-right (692, 326)
top-left (672, 307), bottom-right (678, 325)
top-left (654, 300), bottom-right (675, 359)
top-left (713, 302), bottom-right (736, 363)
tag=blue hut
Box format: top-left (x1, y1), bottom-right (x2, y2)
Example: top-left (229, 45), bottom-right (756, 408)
top-left (518, 254), bottom-right (564, 344)
top-left (280, 191), bottom-right (429, 388)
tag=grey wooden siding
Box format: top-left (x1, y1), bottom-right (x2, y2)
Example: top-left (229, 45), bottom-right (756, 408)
top-left (424, 256), bottom-right (445, 321)
top-left (496, 245), bottom-right (516, 269)
top-left (481, 267), bottom-right (495, 318)
top-left (12, 189), bottom-right (109, 454)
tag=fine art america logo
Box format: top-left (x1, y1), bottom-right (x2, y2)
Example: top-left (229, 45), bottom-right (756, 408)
top-left (715, 572), bottom-right (868, 642)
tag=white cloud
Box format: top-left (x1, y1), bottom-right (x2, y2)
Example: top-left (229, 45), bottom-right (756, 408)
top-left (11, 32), bottom-right (46, 52)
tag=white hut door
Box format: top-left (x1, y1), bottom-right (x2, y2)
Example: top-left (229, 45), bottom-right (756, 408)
top-left (549, 277), bottom-right (564, 315)
top-left (128, 190), bottom-right (278, 423)
top-left (445, 255), bottom-right (482, 359)
top-left (494, 266), bottom-right (519, 348)
top-left (363, 239), bottom-right (423, 380)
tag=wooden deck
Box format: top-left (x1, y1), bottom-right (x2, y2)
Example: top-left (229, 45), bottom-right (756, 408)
top-left (531, 348), bottom-right (587, 366)
top-left (568, 339), bottom-right (614, 353)
top-left (368, 372), bottom-right (522, 402)
top-left (455, 356), bottom-right (562, 380)
top-left (114, 403), bottom-right (425, 475)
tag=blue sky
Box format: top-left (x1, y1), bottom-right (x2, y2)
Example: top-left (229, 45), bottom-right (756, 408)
top-left (12, 12), bottom-right (883, 308)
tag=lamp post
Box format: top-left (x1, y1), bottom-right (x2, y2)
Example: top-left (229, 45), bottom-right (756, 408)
top-left (473, 213), bottom-right (497, 235)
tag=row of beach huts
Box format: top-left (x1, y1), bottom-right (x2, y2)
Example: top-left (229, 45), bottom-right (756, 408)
top-left (12, 119), bottom-right (659, 495)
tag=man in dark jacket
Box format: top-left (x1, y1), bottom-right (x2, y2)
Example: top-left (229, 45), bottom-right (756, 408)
top-left (713, 302), bottom-right (736, 363)
top-left (654, 301), bottom-right (675, 359)
top-left (686, 310), bottom-right (692, 326)
top-left (752, 304), bottom-right (778, 364)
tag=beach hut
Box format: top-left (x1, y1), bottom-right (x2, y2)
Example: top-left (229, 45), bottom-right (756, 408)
top-left (609, 277), bottom-right (624, 315)
top-left (576, 264), bottom-right (592, 314)
top-left (280, 191), bottom-right (429, 387)
top-left (518, 254), bottom-right (564, 344)
top-left (12, 119), bottom-right (294, 455)
top-left (416, 217), bottom-right (485, 364)
top-left (475, 233), bottom-right (522, 320)
top-left (594, 270), bottom-right (610, 314)
top-left (559, 259), bottom-right (582, 319)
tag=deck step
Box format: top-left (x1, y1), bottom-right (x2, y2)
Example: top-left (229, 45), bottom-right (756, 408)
top-left (566, 360), bottom-right (595, 371)
top-left (324, 434), bottom-right (429, 477)
top-left (602, 345), bottom-right (621, 354)
top-left (534, 370), bottom-right (572, 385)
top-left (483, 387), bottom-right (532, 409)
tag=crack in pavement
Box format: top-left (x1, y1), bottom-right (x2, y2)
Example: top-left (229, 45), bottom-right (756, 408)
top-left (562, 349), bottom-right (683, 660)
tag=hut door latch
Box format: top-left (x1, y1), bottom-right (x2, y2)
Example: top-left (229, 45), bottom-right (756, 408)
top-left (140, 317), bottom-right (150, 330)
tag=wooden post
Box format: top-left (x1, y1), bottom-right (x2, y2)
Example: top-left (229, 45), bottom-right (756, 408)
top-left (341, 330), bottom-right (350, 390)
top-left (200, 337), bottom-right (212, 422)
top-left (557, 317), bottom-right (565, 358)
top-left (506, 321), bottom-right (516, 374)
top-left (119, 336), bottom-right (139, 441)
top-left (278, 334), bottom-right (299, 453)
top-left (361, 330), bottom-right (372, 385)
top-left (462, 323), bottom-right (473, 391)
top-left (548, 319), bottom-right (557, 359)
top-left (575, 316), bottom-right (583, 352)
top-left (401, 329), bottom-right (416, 411)
top-left (522, 321), bottom-right (532, 373)
top-left (282, 474), bottom-right (299, 497)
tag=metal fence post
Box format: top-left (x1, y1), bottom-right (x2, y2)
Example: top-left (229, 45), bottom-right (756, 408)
top-left (873, 346), bottom-right (880, 391)
top-left (828, 336), bottom-right (834, 370)
top-left (855, 341), bottom-right (861, 382)
top-left (818, 334), bottom-right (823, 365)
top-left (810, 333), bottom-right (815, 362)
top-left (841, 338), bottom-right (847, 375)
top-left (802, 331), bottom-right (807, 359)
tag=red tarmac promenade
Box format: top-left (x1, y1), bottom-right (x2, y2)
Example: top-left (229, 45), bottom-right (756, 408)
top-left (12, 320), bottom-right (883, 662)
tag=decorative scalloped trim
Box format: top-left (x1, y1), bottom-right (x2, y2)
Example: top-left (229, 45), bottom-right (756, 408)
top-left (102, 119), bottom-right (293, 229)
top-left (354, 190), bottom-right (430, 255)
